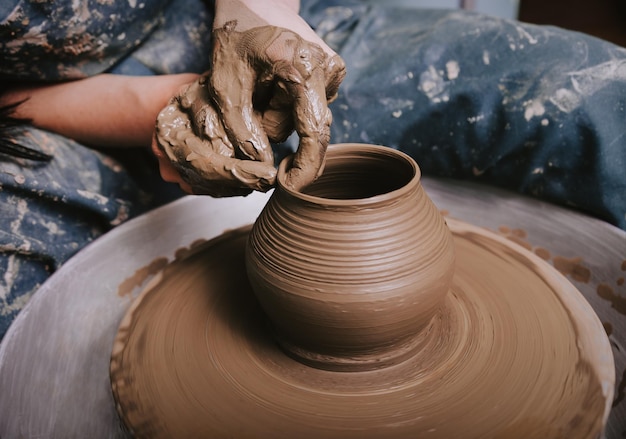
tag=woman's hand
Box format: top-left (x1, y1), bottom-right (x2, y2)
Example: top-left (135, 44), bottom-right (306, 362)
top-left (153, 0), bottom-right (346, 196)
top-left (208, 0), bottom-right (346, 190)
top-left (152, 74), bottom-right (276, 197)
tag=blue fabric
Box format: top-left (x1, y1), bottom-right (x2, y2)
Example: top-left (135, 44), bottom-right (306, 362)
top-left (0, 0), bottom-right (214, 339)
top-left (0, 130), bottom-right (158, 337)
top-left (0, 0), bottom-right (171, 80)
top-left (0, 0), bottom-right (214, 80)
top-left (0, 0), bottom-right (625, 339)
top-left (300, 2), bottom-right (626, 229)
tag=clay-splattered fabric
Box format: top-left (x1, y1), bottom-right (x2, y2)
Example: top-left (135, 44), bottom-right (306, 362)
top-left (0, 0), bottom-right (214, 80)
top-left (300, 0), bottom-right (626, 230)
top-left (0, 0), bottom-right (214, 339)
top-left (1, 0), bottom-right (625, 339)
top-left (0, 131), bottom-right (150, 334)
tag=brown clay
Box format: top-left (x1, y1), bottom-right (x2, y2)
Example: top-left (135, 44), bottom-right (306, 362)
top-left (110, 144), bottom-right (614, 438)
top-left (155, 11), bottom-right (345, 196)
top-left (553, 255), bottom-right (592, 283)
top-left (246, 144), bottom-right (455, 371)
top-left (110, 224), bottom-right (613, 438)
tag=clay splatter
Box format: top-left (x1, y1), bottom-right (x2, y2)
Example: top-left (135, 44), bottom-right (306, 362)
top-left (419, 65), bottom-right (451, 103)
top-left (534, 247), bottom-right (551, 261)
top-left (117, 237), bottom-right (226, 299)
top-left (597, 283), bottom-right (626, 316)
top-left (117, 257), bottom-right (168, 298)
top-left (510, 228), bottom-right (527, 238)
top-left (174, 239), bottom-right (208, 260)
top-left (553, 256), bottom-right (592, 284)
top-left (497, 227), bottom-right (532, 252)
top-left (496, 227), bottom-right (593, 283)
top-left (524, 100), bottom-right (546, 121)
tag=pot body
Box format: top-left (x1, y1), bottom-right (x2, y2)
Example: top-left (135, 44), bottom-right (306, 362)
top-left (245, 143), bottom-right (455, 371)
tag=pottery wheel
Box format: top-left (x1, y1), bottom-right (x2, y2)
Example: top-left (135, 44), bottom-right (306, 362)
top-left (110, 219), bottom-right (612, 438)
top-left (0, 178), bottom-right (624, 438)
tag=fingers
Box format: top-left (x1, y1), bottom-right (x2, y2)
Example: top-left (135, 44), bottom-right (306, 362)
top-left (325, 55), bottom-right (347, 103)
top-left (151, 134), bottom-right (194, 194)
top-left (262, 37), bottom-right (334, 190)
top-left (208, 26), bottom-right (274, 165)
top-left (184, 137), bottom-right (276, 196)
top-left (152, 24), bottom-right (346, 196)
top-left (281, 61), bottom-right (333, 191)
top-left (261, 52), bottom-right (345, 144)
top-left (154, 91), bottom-right (276, 197)
top-left (261, 108), bottom-right (294, 143)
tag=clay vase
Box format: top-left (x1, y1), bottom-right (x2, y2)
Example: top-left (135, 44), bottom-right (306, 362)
top-left (245, 143), bottom-right (455, 372)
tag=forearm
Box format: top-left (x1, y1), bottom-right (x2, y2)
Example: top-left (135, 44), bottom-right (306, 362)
top-left (214, 0), bottom-right (300, 28)
top-left (213, 0), bottom-right (335, 59)
top-left (0, 74), bottom-right (198, 148)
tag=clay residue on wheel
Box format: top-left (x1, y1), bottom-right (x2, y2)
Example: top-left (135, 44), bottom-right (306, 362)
top-left (497, 225), bottom-right (593, 283)
top-left (109, 221), bottom-right (613, 439)
top-left (116, 231), bottom-right (248, 299)
top-left (117, 257), bottom-right (168, 298)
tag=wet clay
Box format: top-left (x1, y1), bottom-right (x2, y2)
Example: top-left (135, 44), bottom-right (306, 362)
top-left (110, 221), bottom-right (613, 439)
top-left (553, 256), bottom-right (592, 283)
top-left (597, 283), bottom-right (626, 316)
top-left (155, 10), bottom-right (345, 195)
top-left (155, 74), bottom-right (276, 197)
top-left (117, 257), bottom-right (168, 298)
top-left (495, 223), bottom-right (626, 416)
top-left (246, 145), bottom-right (455, 371)
top-left (497, 226), bottom-right (594, 283)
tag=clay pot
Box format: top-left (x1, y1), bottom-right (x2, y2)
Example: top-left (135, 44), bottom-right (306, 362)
top-left (245, 143), bottom-right (455, 371)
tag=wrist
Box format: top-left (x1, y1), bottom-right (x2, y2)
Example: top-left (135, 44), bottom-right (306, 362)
top-left (214, 0), bottom-right (300, 29)
top-left (212, 0), bottom-right (335, 58)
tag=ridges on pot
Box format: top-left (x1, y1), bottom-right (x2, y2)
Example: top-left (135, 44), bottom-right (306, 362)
top-left (245, 143), bottom-right (456, 372)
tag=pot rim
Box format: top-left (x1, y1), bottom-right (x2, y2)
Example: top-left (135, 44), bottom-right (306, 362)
top-left (277, 143), bottom-right (421, 206)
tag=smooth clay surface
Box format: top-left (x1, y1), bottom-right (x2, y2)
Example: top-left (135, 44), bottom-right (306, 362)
top-left (245, 145), bottom-right (455, 372)
top-left (110, 220), bottom-right (613, 439)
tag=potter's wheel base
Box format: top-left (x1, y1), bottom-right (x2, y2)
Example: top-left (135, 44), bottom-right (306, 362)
top-left (110, 220), bottom-right (613, 439)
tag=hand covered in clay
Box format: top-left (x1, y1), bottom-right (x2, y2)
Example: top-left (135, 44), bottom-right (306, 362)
top-left (154, 0), bottom-right (345, 196)
top-left (154, 76), bottom-right (277, 197)
top-left (210, 1), bottom-right (346, 190)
